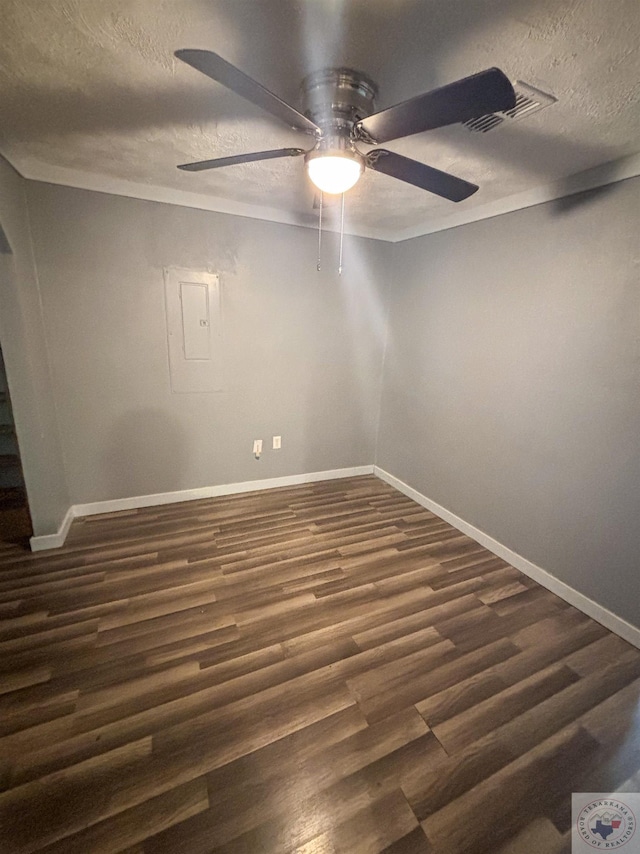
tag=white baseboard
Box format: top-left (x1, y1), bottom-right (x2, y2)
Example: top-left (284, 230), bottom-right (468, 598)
top-left (31, 462), bottom-right (638, 650)
top-left (374, 466), bottom-right (640, 650)
top-left (29, 465), bottom-right (374, 551)
top-left (29, 506), bottom-right (75, 552)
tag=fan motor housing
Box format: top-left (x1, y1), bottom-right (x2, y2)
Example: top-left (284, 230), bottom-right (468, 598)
top-left (301, 68), bottom-right (378, 138)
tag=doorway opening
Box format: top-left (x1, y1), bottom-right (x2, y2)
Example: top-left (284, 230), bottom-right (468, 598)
top-left (0, 347), bottom-right (32, 545)
top-left (0, 223), bottom-right (33, 547)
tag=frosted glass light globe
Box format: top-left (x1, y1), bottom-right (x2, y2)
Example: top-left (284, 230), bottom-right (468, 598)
top-left (307, 154), bottom-right (362, 195)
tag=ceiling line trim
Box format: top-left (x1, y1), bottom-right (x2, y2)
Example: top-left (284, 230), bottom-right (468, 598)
top-left (9, 159), bottom-right (392, 242)
top-left (10, 151), bottom-right (640, 244)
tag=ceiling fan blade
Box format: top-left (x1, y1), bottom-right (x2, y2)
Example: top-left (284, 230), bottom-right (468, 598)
top-left (175, 49), bottom-right (320, 136)
top-left (367, 150), bottom-right (478, 202)
top-left (178, 148), bottom-right (307, 172)
top-left (355, 68), bottom-right (515, 144)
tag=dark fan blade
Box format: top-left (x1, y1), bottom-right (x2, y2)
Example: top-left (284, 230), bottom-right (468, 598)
top-left (175, 49), bottom-right (320, 136)
top-left (178, 148), bottom-right (306, 172)
top-left (355, 68), bottom-right (515, 144)
top-left (367, 150), bottom-right (478, 202)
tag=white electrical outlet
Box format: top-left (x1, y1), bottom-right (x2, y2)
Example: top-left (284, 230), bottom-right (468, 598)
top-left (253, 439), bottom-right (262, 458)
top-left (272, 435), bottom-right (282, 450)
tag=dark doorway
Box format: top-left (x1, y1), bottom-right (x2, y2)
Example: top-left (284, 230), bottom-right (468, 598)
top-left (0, 346), bottom-right (33, 545)
top-left (0, 214), bottom-right (33, 548)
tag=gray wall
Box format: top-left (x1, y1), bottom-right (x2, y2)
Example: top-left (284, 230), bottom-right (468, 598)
top-left (26, 182), bottom-right (389, 505)
top-left (0, 157), bottom-right (70, 534)
top-left (378, 177), bottom-right (640, 628)
top-left (9, 171), bottom-right (638, 632)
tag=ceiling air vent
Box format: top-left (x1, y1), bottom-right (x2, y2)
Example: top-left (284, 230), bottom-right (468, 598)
top-left (464, 81), bottom-right (557, 133)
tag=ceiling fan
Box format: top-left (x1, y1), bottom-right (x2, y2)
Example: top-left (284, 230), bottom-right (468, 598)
top-left (174, 49), bottom-right (516, 202)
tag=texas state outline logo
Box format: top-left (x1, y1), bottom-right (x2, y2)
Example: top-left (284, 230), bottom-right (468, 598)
top-left (573, 794), bottom-right (637, 850)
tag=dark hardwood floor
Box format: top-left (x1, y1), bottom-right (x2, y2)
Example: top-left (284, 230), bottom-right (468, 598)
top-left (0, 475), bottom-right (638, 853)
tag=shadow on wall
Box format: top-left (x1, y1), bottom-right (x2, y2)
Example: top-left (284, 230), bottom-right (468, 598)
top-left (446, 121), bottom-right (628, 217)
top-left (101, 408), bottom-right (189, 500)
top-left (0, 225), bottom-right (11, 254)
top-left (551, 167), bottom-right (624, 215)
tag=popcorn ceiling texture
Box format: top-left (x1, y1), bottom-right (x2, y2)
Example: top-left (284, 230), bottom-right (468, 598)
top-left (0, 0), bottom-right (638, 236)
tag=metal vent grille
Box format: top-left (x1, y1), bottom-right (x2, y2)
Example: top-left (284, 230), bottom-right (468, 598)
top-left (465, 113), bottom-right (505, 133)
top-left (464, 81), bottom-right (557, 133)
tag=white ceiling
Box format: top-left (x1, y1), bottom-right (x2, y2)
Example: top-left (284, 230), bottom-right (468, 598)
top-left (1, 0), bottom-right (639, 240)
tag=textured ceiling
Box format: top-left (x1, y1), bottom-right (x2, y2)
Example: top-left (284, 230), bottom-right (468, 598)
top-left (1, 0), bottom-right (639, 239)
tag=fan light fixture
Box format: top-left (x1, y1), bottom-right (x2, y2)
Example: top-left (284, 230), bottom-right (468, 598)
top-left (174, 51), bottom-right (516, 205)
top-left (306, 152), bottom-right (363, 195)
top-left (175, 51), bottom-right (515, 271)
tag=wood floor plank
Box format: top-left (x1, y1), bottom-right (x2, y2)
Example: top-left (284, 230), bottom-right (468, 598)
top-left (0, 666), bottom-right (50, 697)
top-left (0, 475), bottom-right (637, 854)
top-left (407, 655), bottom-right (640, 822)
top-left (145, 723), bottom-right (439, 853)
top-left (34, 777), bottom-right (209, 854)
top-left (0, 737), bottom-right (154, 853)
top-left (380, 826), bottom-right (433, 853)
top-left (420, 726), bottom-right (599, 854)
top-left (296, 789), bottom-right (420, 854)
top-left (350, 637), bottom-right (520, 723)
top-left (494, 817), bottom-right (566, 854)
top-left (431, 662), bottom-right (580, 753)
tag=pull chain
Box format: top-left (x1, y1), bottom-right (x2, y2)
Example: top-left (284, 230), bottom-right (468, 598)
top-left (317, 191), bottom-right (323, 272)
top-left (338, 192), bottom-right (345, 276)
